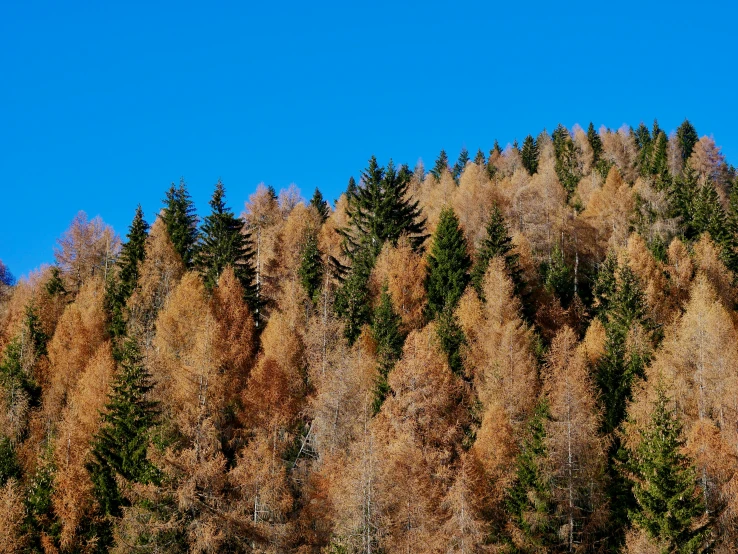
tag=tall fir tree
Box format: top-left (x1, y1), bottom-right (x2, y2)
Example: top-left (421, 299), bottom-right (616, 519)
top-left (453, 147), bottom-right (470, 181)
top-left (670, 164), bottom-right (701, 238)
top-left (722, 183), bottom-right (738, 274)
top-left (106, 205), bottom-right (149, 339)
top-left (474, 148), bottom-right (486, 166)
top-left (470, 204), bottom-right (523, 299)
top-left (540, 244), bottom-right (574, 307)
top-left (628, 385), bottom-right (711, 553)
top-left (552, 124), bottom-right (581, 195)
top-left (298, 231), bottom-right (324, 304)
top-left (634, 122), bottom-right (653, 176)
top-left (370, 286), bottom-right (405, 414)
top-left (651, 131), bottom-right (670, 189)
top-left (197, 181), bottom-right (256, 300)
top-left (692, 182), bottom-right (727, 244)
top-left (87, 339), bottom-right (160, 517)
top-left (334, 245), bottom-right (375, 343)
top-left (161, 178), bottom-right (199, 267)
top-left (505, 400), bottom-right (557, 551)
top-left (677, 119), bottom-right (699, 163)
top-left (520, 134), bottom-right (539, 175)
top-left (431, 149), bottom-right (450, 180)
top-left (309, 187), bottom-right (330, 222)
top-left (425, 207), bottom-right (471, 319)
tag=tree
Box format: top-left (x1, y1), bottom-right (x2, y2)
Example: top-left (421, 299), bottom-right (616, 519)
top-left (298, 231), bottom-right (324, 304)
top-left (470, 204), bottom-right (522, 299)
top-left (87, 339), bottom-right (160, 516)
top-left (310, 187), bottom-right (330, 222)
top-left (628, 385), bottom-right (710, 553)
top-left (197, 180), bottom-right (257, 307)
top-left (106, 205), bottom-right (149, 339)
top-left (677, 119), bottom-right (699, 163)
top-left (370, 286), bottom-right (405, 414)
top-left (161, 178), bottom-right (199, 267)
top-left (0, 261), bottom-right (14, 287)
top-left (334, 245), bottom-right (374, 343)
top-left (453, 147), bottom-right (470, 181)
top-left (505, 400), bottom-right (557, 551)
top-left (474, 148), bottom-right (486, 166)
top-left (425, 207), bottom-right (471, 319)
top-left (431, 149), bottom-right (450, 180)
top-left (634, 122), bottom-right (653, 175)
top-left (338, 156), bottom-right (427, 259)
top-left (552, 124), bottom-right (582, 196)
top-left (587, 122), bottom-right (603, 166)
top-left (540, 243), bottom-right (574, 307)
top-left (520, 134), bottom-right (539, 175)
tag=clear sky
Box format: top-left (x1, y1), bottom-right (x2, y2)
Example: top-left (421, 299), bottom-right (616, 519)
top-left (2, 0), bottom-right (736, 279)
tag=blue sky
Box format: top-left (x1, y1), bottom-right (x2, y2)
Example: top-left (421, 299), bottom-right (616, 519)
top-left (2, 0), bottom-right (736, 279)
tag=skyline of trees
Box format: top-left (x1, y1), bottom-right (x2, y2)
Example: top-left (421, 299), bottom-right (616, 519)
top-left (1, 118), bottom-right (737, 552)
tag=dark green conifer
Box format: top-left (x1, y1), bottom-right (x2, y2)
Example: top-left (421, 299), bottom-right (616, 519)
top-left (338, 156), bottom-right (427, 259)
top-left (436, 303), bottom-right (466, 376)
top-left (592, 252), bottom-right (618, 322)
top-left (588, 122), bottom-right (603, 164)
top-left (552, 124), bottom-right (581, 195)
top-left (45, 266), bottom-right (67, 297)
top-left (540, 244), bottom-right (574, 307)
top-left (431, 149), bottom-right (450, 180)
top-left (310, 187), bottom-right (330, 222)
top-left (87, 339), bottom-right (160, 517)
top-left (470, 205), bottom-right (522, 299)
top-left (474, 148), bottom-right (486, 166)
top-left (0, 436), bottom-right (20, 486)
top-left (692, 183), bottom-right (727, 244)
top-left (505, 400), bottom-right (557, 550)
top-left (161, 178), bottom-right (199, 267)
top-left (677, 119), bottom-right (699, 163)
top-left (334, 246), bottom-right (375, 343)
top-left (346, 176), bottom-right (357, 198)
top-left (722, 183), bottom-right (738, 274)
top-left (298, 232), bottom-right (324, 304)
top-left (107, 205), bottom-right (149, 339)
top-left (453, 147), bottom-right (470, 181)
top-left (651, 131), bottom-right (670, 188)
top-left (520, 135), bottom-right (539, 175)
top-left (634, 122), bottom-right (653, 176)
top-left (370, 286), bottom-right (405, 414)
top-left (24, 446), bottom-right (60, 550)
top-left (425, 207), bottom-right (471, 319)
top-left (628, 385), bottom-right (711, 552)
top-left (196, 180), bottom-right (257, 307)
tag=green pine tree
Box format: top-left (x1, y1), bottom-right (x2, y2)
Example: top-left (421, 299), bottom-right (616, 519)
top-left (334, 245), bottom-right (375, 344)
top-left (453, 147), bottom-right (470, 181)
top-left (370, 286), bottom-right (405, 414)
top-left (722, 183), bottom-right (738, 274)
top-left (431, 149), bottom-right (450, 180)
top-left (435, 302), bottom-right (466, 376)
top-left (346, 176), bottom-right (357, 198)
top-left (634, 122), bottom-right (653, 176)
top-left (628, 385), bottom-right (711, 553)
top-left (474, 148), bottom-right (486, 166)
top-left (539, 244), bottom-right (574, 307)
top-left (520, 134), bottom-right (539, 175)
top-left (592, 252), bottom-right (618, 322)
top-left (106, 205), bottom-right (149, 338)
top-left (24, 445), bottom-right (61, 552)
top-left (45, 266), bottom-right (67, 297)
top-left (196, 180), bottom-right (257, 306)
top-left (651, 131), bottom-right (670, 189)
top-left (87, 339), bottom-right (160, 517)
top-left (310, 187), bottom-right (330, 222)
top-left (552, 124), bottom-right (581, 196)
top-left (677, 119), bottom-right (699, 163)
top-left (470, 204), bottom-right (523, 299)
top-left (692, 183), bottom-right (727, 244)
top-left (425, 207), bottom-right (471, 319)
top-left (298, 232), bottom-right (324, 304)
top-left (505, 400), bottom-right (557, 551)
top-left (669, 164), bottom-right (701, 239)
top-left (0, 436), bottom-right (20, 486)
top-left (161, 178), bottom-right (199, 267)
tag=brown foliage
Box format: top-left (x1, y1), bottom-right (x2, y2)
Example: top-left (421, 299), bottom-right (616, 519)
top-left (0, 479), bottom-right (27, 553)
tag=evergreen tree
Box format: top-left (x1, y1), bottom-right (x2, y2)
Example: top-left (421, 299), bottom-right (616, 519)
top-left (161, 178), bottom-right (199, 267)
top-left (338, 156), bottom-right (427, 259)
top-left (596, 260), bottom-right (652, 543)
top-left (45, 266), bottom-right (67, 297)
top-left (0, 436), bottom-right (20, 486)
top-left (298, 232), bottom-right (324, 304)
top-left (651, 131), bottom-right (670, 189)
top-left (634, 122), bottom-right (653, 176)
top-left (425, 207), bottom-right (471, 319)
top-left (87, 339), bottom-right (160, 517)
top-left (628, 385), bottom-right (711, 553)
top-left (453, 147), bottom-right (470, 181)
top-left (677, 119), bottom-right (699, 163)
top-left (722, 184), bottom-right (738, 274)
top-left (197, 180), bottom-right (257, 307)
top-left (520, 134), bottom-right (539, 175)
top-left (474, 148), bottom-right (486, 166)
top-left (540, 244), bottom-right (574, 307)
top-left (334, 245), bottom-right (375, 344)
top-left (436, 302), bottom-right (466, 376)
top-left (470, 204), bottom-right (523, 299)
top-left (431, 149), bottom-right (450, 180)
top-left (670, 164), bottom-right (701, 238)
top-left (107, 205), bottom-right (149, 338)
top-left (310, 187), bottom-right (330, 222)
top-left (552, 124), bottom-right (581, 196)
top-left (505, 400), bottom-right (557, 551)
top-left (692, 182), bottom-right (727, 244)
top-left (24, 446), bottom-right (60, 551)
top-left (370, 286), bottom-right (405, 414)
top-left (346, 176), bottom-right (357, 198)
top-left (592, 252), bottom-right (618, 322)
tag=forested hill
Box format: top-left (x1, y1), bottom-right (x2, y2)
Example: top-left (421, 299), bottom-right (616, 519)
top-left (2, 120), bottom-right (737, 553)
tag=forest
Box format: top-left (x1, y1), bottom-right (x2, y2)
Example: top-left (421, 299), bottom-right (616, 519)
top-left (1, 120), bottom-right (737, 553)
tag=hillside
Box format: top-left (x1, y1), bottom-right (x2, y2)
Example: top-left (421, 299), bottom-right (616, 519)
top-left (1, 120), bottom-right (736, 553)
